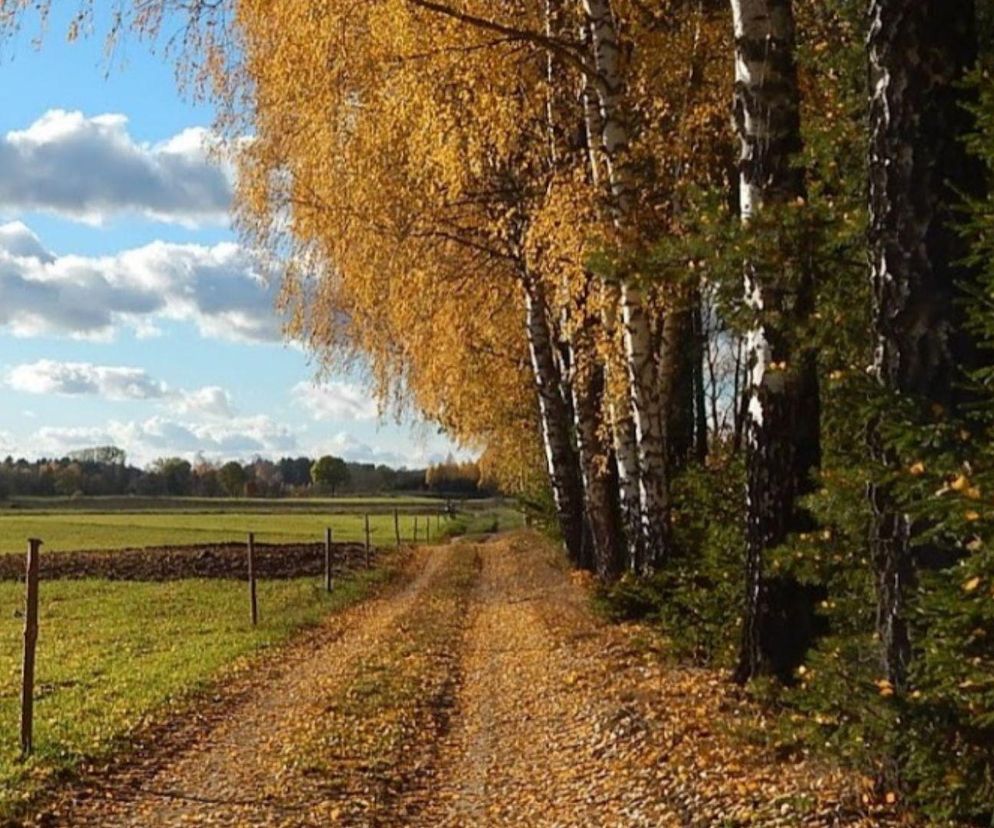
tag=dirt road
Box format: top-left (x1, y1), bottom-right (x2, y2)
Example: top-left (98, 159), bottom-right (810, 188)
top-left (26, 534), bottom-right (895, 827)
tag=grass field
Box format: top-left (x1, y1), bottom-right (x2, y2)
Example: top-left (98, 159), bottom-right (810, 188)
top-left (0, 511), bottom-right (436, 554)
top-left (2, 495), bottom-right (444, 513)
top-left (0, 499), bottom-right (522, 554)
top-left (0, 564), bottom-right (395, 818)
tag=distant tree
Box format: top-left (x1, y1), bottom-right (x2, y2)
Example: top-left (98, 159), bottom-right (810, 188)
top-left (192, 461), bottom-right (223, 497)
top-left (133, 471), bottom-right (165, 497)
top-left (53, 462), bottom-right (84, 497)
top-left (218, 461), bottom-right (248, 497)
top-left (36, 465), bottom-right (56, 496)
top-left (279, 456), bottom-right (313, 488)
top-left (153, 457), bottom-right (193, 496)
top-left (250, 458), bottom-right (283, 496)
top-left (425, 457), bottom-right (487, 495)
top-left (311, 455), bottom-right (350, 494)
top-left (68, 446), bottom-right (126, 465)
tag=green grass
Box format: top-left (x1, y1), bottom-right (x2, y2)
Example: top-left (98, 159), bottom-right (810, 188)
top-left (434, 505), bottom-right (525, 541)
top-left (0, 564), bottom-right (395, 818)
top-left (2, 495), bottom-right (446, 513)
top-left (0, 510), bottom-right (457, 554)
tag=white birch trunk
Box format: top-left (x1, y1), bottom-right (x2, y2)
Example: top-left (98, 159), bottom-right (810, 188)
top-left (601, 281), bottom-right (644, 571)
top-left (581, 23), bottom-right (641, 571)
top-left (582, 0), bottom-right (671, 569)
top-left (522, 272), bottom-right (588, 565)
top-left (730, 0), bottom-right (819, 682)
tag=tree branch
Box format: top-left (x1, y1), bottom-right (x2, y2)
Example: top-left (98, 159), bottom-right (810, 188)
top-left (403, 0), bottom-right (595, 77)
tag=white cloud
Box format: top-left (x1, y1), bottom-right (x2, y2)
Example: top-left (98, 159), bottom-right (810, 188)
top-left (319, 431), bottom-right (456, 468)
top-left (6, 359), bottom-right (168, 400)
top-left (6, 361), bottom-right (235, 421)
top-left (292, 380), bottom-right (378, 422)
top-left (0, 110), bottom-right (231, 226)
top-left (32, 415), bottom-right (298, 466)
top-left (0, 222), bottom-right (54, 262)
top-left (0, 223), bottom-right (283, 343)
top-left (172, 386), bottom-right (235, 419)
top-left (7, 417), bottom-right (464, 469)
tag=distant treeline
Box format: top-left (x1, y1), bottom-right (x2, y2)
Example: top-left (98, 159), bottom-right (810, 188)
top-left (0, 447), bottom-right (495, 499)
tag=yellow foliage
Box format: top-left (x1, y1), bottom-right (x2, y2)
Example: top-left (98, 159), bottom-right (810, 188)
top-left (225, 1), bottom-right (732, 482)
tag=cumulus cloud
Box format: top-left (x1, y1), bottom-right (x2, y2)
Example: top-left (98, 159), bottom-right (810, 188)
top-left (0, 110), bottom-right (231, 226)
top-left (32, 415), bottom-right (297, 466)
top-left (0, 222), bottom-right (54, 262)
top-left (6, 359), bottom-right (168, 400)
top-left (0, 223), bottom-right (283, 342)
top-left (8, 415), bottom-right (461, 469)
top-left (323, 431), bottom-right (410, 467)
top-left (319, 431), bottom-right (457, 468)
top-left (6, 360), bottom-right (236, 422)
top-left (292, 380), bottom-right (378, 422)
top-left (172, 386), bottom-right (235, 419)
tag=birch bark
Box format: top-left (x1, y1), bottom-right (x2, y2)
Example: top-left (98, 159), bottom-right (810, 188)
top-left (582, 0), bottom-right (672, 569)
top-left (571, 314), bottom-right (625, 578)
top-left (729, 0), bottom-right (820, 682)
top-left (867, 0), bottom-right (982, 690)
top-left (522, 272), bottom-right (589, 566)
top-left (581, 22), bottom-right (643, 571)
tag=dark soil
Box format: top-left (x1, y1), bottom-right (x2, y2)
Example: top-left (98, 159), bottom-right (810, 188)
top-left (0, 542), bottom-right (375, 582)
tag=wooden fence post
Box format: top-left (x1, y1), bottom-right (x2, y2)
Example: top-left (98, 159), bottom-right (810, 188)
top-left (364, 514), bottom-right (371, 568)
top-left (426, 518), bottom-right (430, 543)
top-left (21, 538), bottom-right (41, 757)
top-left (414, 516), bottom-right (419, 544)
top-left (394, 508), bottom-right (401, 550)
top-left (247, 532), bottom-right (258, 626)
top-left (325, 527), bottom-right (333, 592)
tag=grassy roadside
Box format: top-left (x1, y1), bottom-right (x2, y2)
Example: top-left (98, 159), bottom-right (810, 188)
top-left (0, 560), bottom-right (400, 820)
top-left (433, 505), bottom-right (525, 541)
top-left (283, 545), bottom-right (481, 822)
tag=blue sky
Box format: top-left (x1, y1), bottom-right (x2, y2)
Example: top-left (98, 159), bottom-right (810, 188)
top-left (0, 6), bottom-right (461, 469)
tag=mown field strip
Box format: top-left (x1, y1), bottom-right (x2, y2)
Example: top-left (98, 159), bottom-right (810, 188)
top-left (0, 510), bottom-right (447, 554)
top-left (4, 496), bottom-right (444, 513)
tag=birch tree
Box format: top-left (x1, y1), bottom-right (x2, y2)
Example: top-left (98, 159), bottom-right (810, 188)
top-left (867, 0), bottom-right (984, 690)
top-left (582, 0), bottom-right (672, 569)
top-left (577, 19), bottom-right (643, 569)
top-left (521, 255), bottom-right (591, 567)
top-left (728, 0), bottom-right (820, 682)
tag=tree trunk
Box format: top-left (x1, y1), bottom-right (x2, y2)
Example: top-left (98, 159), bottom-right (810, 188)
top-left (583, 0), bottom-right (672, 569)
top-left (601, 282), bottom-right (646, 572)
top-left (729, 0), bottom-right (820, 683)
top-left (661, 294), bottom-right (697, 468)
top-left (571, 321), bottom-right (626, 579)
top-left (522, 272), bottom-right (589, 566)
top-left (867, 0), bottom-right (982, 690)
top-left (581, 43), bottom-right (642, 572)
top-left (613, 407), bottom-right (644, 572)
top-left (731, 335), bottom-right (746, 453)
top-left (553, 319), bottom-right (595, 569)
top-left (692, 288), bottom-right (709, 463)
